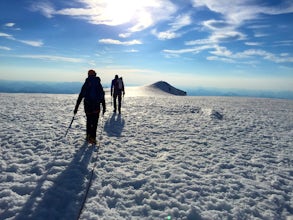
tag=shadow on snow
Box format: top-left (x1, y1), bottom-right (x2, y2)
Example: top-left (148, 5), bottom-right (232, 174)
top-left (104, 113), bottom-right (125, 137)
top-left (15, 142), bottom-right (94, 220)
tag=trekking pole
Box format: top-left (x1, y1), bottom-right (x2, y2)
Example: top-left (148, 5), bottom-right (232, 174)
top-left (65, 115), bottom-right (75, 137)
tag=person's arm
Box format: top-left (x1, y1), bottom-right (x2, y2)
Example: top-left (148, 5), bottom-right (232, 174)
top-left (74, 82), bottom-right (86, 114)
top-left (101, 98), bottom-right (106, 114)
top-left (98, 84), bottom-right (106, 114)
top-left (122, 80), bottom-right (125, 95)
top-left (110, 80), bottom-right (114, 96)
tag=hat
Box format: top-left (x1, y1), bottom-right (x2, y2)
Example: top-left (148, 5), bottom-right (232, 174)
top-left (88, 69), bottom-right (96, 76)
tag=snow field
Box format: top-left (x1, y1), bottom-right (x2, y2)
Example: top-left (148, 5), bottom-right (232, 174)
top-left (0, 93), bottom-right (292, 219)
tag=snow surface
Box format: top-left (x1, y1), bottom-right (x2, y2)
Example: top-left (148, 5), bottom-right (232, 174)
top-left (0, 90), bottom-right (293, 220)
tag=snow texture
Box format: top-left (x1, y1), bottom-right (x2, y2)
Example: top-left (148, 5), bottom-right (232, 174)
top-left (0, 89), bottom-right (293, 220)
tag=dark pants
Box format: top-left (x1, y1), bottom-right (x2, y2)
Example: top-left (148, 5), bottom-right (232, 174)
top-left (86, 112), bottom-right (99, 139)
top-left (113, 92), bottom-right (122, 112)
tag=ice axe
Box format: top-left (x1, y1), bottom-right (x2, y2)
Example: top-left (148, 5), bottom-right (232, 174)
top-left (65, 115), bottom-right (75, 137)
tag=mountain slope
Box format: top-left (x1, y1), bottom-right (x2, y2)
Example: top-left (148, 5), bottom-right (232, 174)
top-left (145, 81), bottom-right (187, 96)
top-left (126, 81), bottom-right (187, 96)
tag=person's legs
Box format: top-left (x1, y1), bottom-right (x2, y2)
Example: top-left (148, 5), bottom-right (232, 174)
top-left (86, 113), bottom-right (99, 143)
top-left (113, 93), bottom-right (117, 112)
top-left (86, 114), bottom-right (93, 140)
top-left (91, 112), bottom-right (99, 141)
top-left (118, 94), bottom-right (122, 114)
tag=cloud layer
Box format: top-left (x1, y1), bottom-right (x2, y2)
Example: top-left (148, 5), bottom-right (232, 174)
top-left (28, 0), bottom-right (293, 65)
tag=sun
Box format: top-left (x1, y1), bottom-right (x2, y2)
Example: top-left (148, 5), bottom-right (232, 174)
top-left (103, 0), bottom-right (150, 25)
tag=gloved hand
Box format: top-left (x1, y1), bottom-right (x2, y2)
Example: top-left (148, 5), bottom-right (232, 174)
top-left (74, 108), bottom-right (78, 115)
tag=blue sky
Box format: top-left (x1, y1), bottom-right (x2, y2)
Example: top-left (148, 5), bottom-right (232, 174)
top-left (0, 0), bottom-right (292, 90)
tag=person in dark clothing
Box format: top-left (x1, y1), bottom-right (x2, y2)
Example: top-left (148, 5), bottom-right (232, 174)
top-left (111, 75), bottom-right (125, 114)
top-left (74, 69), bottom-right (106, 144)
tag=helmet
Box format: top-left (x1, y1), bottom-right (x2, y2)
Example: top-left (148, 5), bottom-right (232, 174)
top-left (88, 69), bottom-right (96, 76)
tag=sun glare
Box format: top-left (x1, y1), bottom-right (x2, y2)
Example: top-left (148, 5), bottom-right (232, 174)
top-left (104, 0), bottom-right (152, 25)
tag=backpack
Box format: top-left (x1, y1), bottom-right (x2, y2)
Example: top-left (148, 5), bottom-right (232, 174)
top-left (118, 78), bottom-right (123, 90)
top-left (114, 78), bottom-right (123, 90)
top-left (84, 77), bottom-right (104, 103)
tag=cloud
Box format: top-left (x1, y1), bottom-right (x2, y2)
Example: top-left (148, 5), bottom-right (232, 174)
top-left (273, 40), bottom-right (293, 47)
top-left (245, 42), bottom-right (262, 46)
top-left (185, 30), bottom-right (246, 46)
top-left (211, 30), bottom-right (246, 42)
top-left (188, 1), bottom-right (293, 49)
top-left (207, 56), bottom-right (235, 63)
top-left (19, 40), bottom-right (43, 47)
top-left (234, 49), bottom-right (293, 63)
top-left (163, 44), bottom-right (234, 60)
top-left (3, 22), bottom-right (21, 31)
top-left (164, 43), bottom-right (293, 64)
top-left (202, 19), bottom-right (231, 30)
top-left (209, 49), bottom-right (293, 64)
top-left (99, 39), bottom-right (142, 45)
top-left (4, 23), bottom-right (15, 27)
top-left (32, 0), bottom-right (177, 33)
top-left (185, 38), bottom-right (213, 46)
top-left (0, 32), bottom-right (43, 47)
top-left (14, 54), bottom-right (84, 63)
top-left (253, 32), bottom-right (269, 38)
top-left (248, 24), bottom-right (270, 29)
top-left (169, 14), bottom-right (192, 30)
top-left (163, 44), bottom-right (215, 54)
top-left (30, 1), bottom-right (55, 18)
top-left (125, 49), bottom-right (139, 53)
top-left (192, 0), bottom-right (293, 25)
top-left (193, 19), bottom-right (246, 44)
top-left (0, 46), bottom-right (11, 51)
top-left (162, 1), bottom-right (293, 65)
top-left (0, 32), bottom-right (15, 40)
top-left (151, 30), bottom-right (178, 40)
top-left (152, 14), bottom-right (192, 40)
top-left (262, 1), bottom-right (293, 15)
top-left (119, 33), bottom-right (132, 38)
top-left (192, 1), bottom-right (258, 25)
top-left (209, 45), bottom-right (232, 57)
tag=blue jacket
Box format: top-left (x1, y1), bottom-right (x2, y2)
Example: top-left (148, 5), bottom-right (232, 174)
top-left (75, 76), bottom-right (106, 114)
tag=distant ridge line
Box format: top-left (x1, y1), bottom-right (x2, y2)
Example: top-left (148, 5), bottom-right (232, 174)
top-left (0, 80), bottom-right (292, 99)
